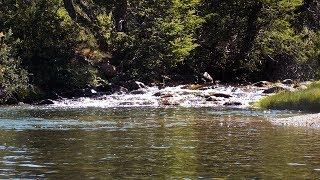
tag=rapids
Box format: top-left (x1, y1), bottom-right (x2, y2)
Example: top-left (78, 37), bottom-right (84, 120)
top-left (51, 84), bottom-right (268, 108)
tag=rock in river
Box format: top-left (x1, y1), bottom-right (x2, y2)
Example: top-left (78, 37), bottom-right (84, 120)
top-left (206, 96), bottom-right (219, 102)
top-left (203, 72), bottom-right (214, 83)
top-left (263, 86), bottom-right (288, 94)
top-left (224, 102), bottom-right (242, 106)
top-left (124, 81), bottom-right (146, 91)
top-left (282, 79), bottom-right (294, 85)
top-left (211, 93), bottom-right (232, 98)
top-left (130, 90), bottom-right (146, 94)
top-left (37, 99), bottom-right (55, 105)
top-left (252, 81), bottom-right (271, 87)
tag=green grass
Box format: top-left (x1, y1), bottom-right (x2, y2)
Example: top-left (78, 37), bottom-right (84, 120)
top-left (257, 82), bottom-right (320, 112)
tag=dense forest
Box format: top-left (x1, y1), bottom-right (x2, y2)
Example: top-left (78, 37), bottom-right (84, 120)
top-left (0, 0), bottom-right (319, 104)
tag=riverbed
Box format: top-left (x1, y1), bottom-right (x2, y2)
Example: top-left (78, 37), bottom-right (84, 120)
top-left (0, 106), bottom-right (319, 178)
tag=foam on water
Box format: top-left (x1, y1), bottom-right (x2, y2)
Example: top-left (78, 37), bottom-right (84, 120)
top-left (50, 84), bottom-right (267, 109)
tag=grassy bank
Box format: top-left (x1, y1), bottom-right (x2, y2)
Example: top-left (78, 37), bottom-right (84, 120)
top-left (257, 82), bottom-right (320, 112)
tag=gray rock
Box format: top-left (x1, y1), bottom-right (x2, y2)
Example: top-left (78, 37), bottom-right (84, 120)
top-left (135, 81), bottom-right (146, 89)
top-left (294, 84), bottom-right (308, 90)
top-left (203, 72), bottom-right (214, 83)
top-left (282, 79), bottom-right (294, 85)
top-left (263, 86), bottom-right (287, 94)
top-left (206, 96), bottom-right (218, 102)
top-left (252, 81), bottom-right (271, 87)
top-left (84, 88), bottom-right (97, 97)
top-left (37, 99), bottom-right (54, 105)
top-left (153, 92), bottom-right (162, 96)
top-left (130, 90), bottom-right (146, 94)
top-left (211, 93), bottom-right (232, 98)
top-left (224, 102), bottom-right (242, 106)
top-left (124, 80), bottom-right (145, 91)
top-left (161, 94), bottom-right (174, 98)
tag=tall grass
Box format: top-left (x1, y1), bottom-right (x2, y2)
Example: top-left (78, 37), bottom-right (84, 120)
top-left (257, 82), bottom-right (320, 112)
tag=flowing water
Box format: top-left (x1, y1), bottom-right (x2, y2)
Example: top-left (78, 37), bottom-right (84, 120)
top-left (0, 84), bottom-right (318, 178)
top-left (51, 84), bottom-right (267, 108)
top-left (0, 105), bottom-right (319, 179)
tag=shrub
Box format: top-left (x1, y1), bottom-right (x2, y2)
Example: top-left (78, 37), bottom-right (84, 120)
top-left (0, 30), bottom-right (29, 103)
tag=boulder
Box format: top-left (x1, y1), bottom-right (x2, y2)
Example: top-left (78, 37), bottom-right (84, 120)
top-left (206, 96), bottom-right (218, 102)
top-left (135, 81), bottom-right (146, 89)
top-left (124, 80), bottom-right (146, 91)
top-left (182, 84), bottom-right (204, 90)
top-left (130, 90), bottom-right (146, 94)
top-left (263, 86), bottom-right (288, 94)
top-left (83, 88), bottom-right (98, 97)
top-left (282, 79), bottom-right (294, 85)
top-left (153, 92), bottom-right (162, 97)
top-left (211, 93), bottom-right (232, 98)
top-left (294, 84), bottom-right (308, 91)
top-left (203, 72), bottom-right (214, 83)
top-left (161, 94), bottom-right (174, 98)
top-left (224, 102), bottom-right (242, 106)
top-left (252, 81), bottom-right (271, 87)
top-left (37, 99), bottom-right (55, 105)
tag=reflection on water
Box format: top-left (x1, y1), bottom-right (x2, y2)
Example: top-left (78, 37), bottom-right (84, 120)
top-left (0, 107), bottom-right (318, 178)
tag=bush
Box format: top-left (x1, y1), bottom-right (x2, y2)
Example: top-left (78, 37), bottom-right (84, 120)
top-left (1, 0), bottom-right (97, 91)
top-left (0, 30), bottom-right (29, 103)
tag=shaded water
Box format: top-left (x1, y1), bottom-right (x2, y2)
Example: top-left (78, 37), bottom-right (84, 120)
top-left (0, 106), bottom-right (319, 178)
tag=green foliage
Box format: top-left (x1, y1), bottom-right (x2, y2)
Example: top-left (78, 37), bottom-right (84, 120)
top-left (0, 0), bottom-right (320, 104)
top-left (0, 0), bottom-right (97, 92)
top-left (111, 0), bottom-right (203, 80)
top-left (193, 0), bottom-right (320, 81)
top-left (0, 30), bottom-right (29, 103)
top-left (257, 82), bottom-right (320, 112)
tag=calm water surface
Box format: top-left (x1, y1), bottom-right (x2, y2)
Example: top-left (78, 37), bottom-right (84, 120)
top-left (0, 106), bottom-right (318, 178)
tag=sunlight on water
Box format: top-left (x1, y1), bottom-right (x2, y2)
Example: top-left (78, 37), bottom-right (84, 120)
top-left (50, 84), bottom-right (267, 108)
top-left (0, 107), bottom-right (317, 179)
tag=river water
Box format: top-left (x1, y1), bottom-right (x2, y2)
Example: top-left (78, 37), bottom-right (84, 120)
top-left (0, 105), bottom-right (319, 179)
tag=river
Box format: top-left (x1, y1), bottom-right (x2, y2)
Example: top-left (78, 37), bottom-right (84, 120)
top-left (0, 105), bottom-right (319, 178)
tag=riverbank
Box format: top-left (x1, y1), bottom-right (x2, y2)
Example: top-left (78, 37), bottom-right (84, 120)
top-left (271, 113), bottom-right (320, 128)
top-left (257, 81), bottom-right (320, 112)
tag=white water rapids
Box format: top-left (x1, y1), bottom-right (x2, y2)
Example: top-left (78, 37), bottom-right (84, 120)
top-left (50, 84), bottom-right (269, 109)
